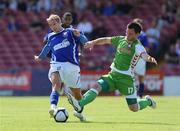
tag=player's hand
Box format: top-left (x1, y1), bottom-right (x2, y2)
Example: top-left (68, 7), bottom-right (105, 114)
top-left (150, 57), bottom-right (158, 65)
top-left (141, 53), bottom-right (158, 65)
top-left (84, 41), bottom-right (95, 50)
top-left (34, 55), bottom-right (41, 61)
top-left (73, 29), bottom-right (80, 37)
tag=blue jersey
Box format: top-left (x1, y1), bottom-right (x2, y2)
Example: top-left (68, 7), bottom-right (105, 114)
top-left (138, 31), bottom-right (149, 48)
top-left (43, 30), bottom-right (52, 57)
top-left (43, 27), bottom-right (86, 58)
top-left (39, 28), bottom-right (87, 65)
top-left (43, 25), bottom-right (73, 44)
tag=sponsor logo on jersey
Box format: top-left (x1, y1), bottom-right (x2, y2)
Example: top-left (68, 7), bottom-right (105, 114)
top-left (53, 39), bottom-right (70, 50)
top-left (118, 47), bottom-right (132, 55)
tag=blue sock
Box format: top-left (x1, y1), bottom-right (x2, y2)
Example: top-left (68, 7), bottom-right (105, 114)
top-left (50, 91), bottom-right (59, 105)
top-left (138, 83), bottom-right (144, 97)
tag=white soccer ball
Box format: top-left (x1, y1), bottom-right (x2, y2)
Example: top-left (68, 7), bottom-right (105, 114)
top-left (54, 107), bottom-right (69, 122)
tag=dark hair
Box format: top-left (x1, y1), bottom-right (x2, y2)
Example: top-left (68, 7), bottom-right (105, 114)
top-left (127, 22), bottom-right (142, 34)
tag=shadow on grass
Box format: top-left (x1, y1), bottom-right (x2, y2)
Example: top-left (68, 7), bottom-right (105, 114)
top-left (67, 121), bottom-right (176, 125)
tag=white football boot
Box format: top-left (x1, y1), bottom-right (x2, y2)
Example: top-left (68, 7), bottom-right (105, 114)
top-left (73, 111), bottom-right (86, 122)
top-left (145, 95), bottom-right (157, 109)
top-left (67, 93), bottom-right (82, 112)
top-left (49, 104), bottom-right (58, 118)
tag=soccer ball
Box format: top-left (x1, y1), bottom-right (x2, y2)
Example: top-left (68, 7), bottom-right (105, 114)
top-left (54, 107), bottom-right (69, 122)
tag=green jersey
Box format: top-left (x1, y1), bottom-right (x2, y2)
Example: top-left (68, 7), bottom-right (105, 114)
top-left (97, 36), bottom-right (146, 95)
top-left (111, 36), bottom-right (146, 77)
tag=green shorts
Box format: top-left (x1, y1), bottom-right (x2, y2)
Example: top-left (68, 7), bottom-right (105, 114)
top-left (97, 71), bottom-right (135, 95)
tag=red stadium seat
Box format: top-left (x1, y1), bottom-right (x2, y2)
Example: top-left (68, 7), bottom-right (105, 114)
top-left (0, 0), bottom-right (177, 71)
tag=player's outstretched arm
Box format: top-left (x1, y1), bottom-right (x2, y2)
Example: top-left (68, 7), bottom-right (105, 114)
top-left (34, 44), bottom-right (51, 61)
top-left (141, 53), bottom-right (158, 65)
top-left (84, 37), bottom-right (112, 49)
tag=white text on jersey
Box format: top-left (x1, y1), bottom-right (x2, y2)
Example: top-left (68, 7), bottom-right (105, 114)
top-left (53, 39), bottom-right (70, 51)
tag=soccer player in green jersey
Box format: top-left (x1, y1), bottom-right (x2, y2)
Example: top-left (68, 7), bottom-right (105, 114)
top-left (67, 22), bottom-right (157, 113)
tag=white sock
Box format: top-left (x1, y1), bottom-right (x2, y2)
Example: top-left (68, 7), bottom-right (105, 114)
top-left (51, 104), bottom-right (57, 109)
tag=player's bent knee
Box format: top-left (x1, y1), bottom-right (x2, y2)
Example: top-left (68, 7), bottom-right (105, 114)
top-left (128, 104), bottom-right (139, 112)
top-left (129, 107), bottom-right (138, 112)
top-left (52, 82), bottom-right (63, 91)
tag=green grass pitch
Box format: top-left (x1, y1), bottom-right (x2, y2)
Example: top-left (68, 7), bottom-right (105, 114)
top-left (0, 96), bottom-right (180, 131)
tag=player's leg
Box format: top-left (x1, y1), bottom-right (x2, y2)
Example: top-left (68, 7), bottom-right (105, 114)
top-left (49, 71), bottom-right (63, 117)
top-left (138, 75), bottom-right (145, 98)
top-left (78, 74), bottom-right (115, 107)
top-left (62, 62), bottom-right (87, 121)
top-left (79, 82), bottom-right (101, 107)
top-left (67, 82), bottom-right (101, 112)
top-left (135, 59), bottom-right (146, 98)
top-left (56, 82), bottom-right (64, 95)
top-left (70, 88), bottom-right (86, 121)
top-left (71, 88), bottom-right (83, 100)
top-left (126, 86), bottom-right (156, 112)
top-left (67, 74), bottom-right (114, 112)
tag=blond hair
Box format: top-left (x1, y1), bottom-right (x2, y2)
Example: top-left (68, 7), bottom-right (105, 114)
top-left (46, 14), bottom-right (61, 23)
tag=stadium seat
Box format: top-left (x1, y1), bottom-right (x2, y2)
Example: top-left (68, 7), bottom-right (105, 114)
top-left (0, 1), bottom-right (178, 72)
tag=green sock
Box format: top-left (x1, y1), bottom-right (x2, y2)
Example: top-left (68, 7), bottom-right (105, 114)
top-left (79, 89), bottom-right (98, 107)
top-left (138, 98), bottom-right (151, 110)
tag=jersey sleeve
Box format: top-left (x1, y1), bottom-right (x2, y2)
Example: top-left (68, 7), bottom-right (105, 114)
top-left (69, 28), bottom-right (88, 45)
top-left (38, 43), bottom-right (51, 59)
top-left (42, 33), bottom-right (52, 58)
top-left (76, 32), bottom-right (88, 45)
top-left (135, 44), bottom-right (146, 56)
top-left (43, 29), bottom-right (53, 44)
top-left (111, 36), bottom-right (124, 46)
top-left (43, 34), bottom-right (48, 44)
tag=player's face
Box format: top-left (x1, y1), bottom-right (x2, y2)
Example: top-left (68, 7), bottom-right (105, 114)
top-left (63, 16), bottom-right (72, 26)
top-left (48, 20), bottom-right (62, 32)
top-left (126, 28), bottom-right (138, 41)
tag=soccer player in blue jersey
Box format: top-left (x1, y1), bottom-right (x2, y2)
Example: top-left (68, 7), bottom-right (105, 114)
top-left (44, 12), bottom-right (83, 59)
top-left (34, 14), bottom-right (87, 121)
top-left (133, 18), bottom-right (149, 98)
top-left (42, 12), bottom-right (86, 121)
top-left (46, 12), bottom-right (86, 121)
top-left (43, 12), bottom-right (73, 58)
